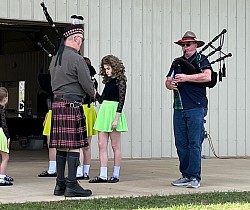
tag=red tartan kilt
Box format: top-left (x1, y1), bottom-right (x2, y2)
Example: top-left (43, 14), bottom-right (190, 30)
top-left (49, 101), bottom-right (87, 149)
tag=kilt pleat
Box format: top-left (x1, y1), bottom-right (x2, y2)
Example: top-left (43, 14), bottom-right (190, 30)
top-left (49, 101), bottom-right (87, 149)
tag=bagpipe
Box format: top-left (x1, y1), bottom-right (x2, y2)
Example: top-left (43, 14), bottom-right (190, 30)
top-left (172, 29), bottom-right (232, 88)
top-left (37, 2), bottom-right (61, 97)
top-left (37, 2), bottom-right (61, 57)
top-left (38, 2), bottom-right (85, 57)
top-left (37, 3), bottom-right (98, 99)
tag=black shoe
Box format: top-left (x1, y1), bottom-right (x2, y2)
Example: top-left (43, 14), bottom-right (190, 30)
top-left (77, 175), bottom-right (90, 180)
top-left (64, 181), bottom-right (92, 197)
top-left (4, 175), bottom-right (14, 182)
top-left (38, 170), bottom-right (57, 177)
top-left (108, 176), bottom-right (119, 183)
top-left (89, 176), bottom-right (107, 183)
top-left (54, 180), bottom-right (66, 196)
top-left (54, 184), bottom-right (66, 196)
top-left (0, 179), bottom-right (13, 186)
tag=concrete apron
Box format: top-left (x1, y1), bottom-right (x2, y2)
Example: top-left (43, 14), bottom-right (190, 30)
top-left (0, 149), bottom-right (250, 204)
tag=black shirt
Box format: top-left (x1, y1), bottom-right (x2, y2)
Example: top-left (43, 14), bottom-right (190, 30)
top-left (96, 78), bottom-right (126, 113)
top-left (0, 105), bottom-right (10, 139)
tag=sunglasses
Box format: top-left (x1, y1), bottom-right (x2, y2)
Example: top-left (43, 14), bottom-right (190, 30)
top-left (181, 42), bottom-right (194, 47)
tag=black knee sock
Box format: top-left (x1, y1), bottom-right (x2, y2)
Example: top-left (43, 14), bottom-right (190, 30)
top-left (56, 150), bottom-right (67, 181)
top-left (67, 152), bottom-right (80, 182)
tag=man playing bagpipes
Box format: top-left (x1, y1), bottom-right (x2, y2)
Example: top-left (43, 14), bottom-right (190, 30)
top-left (165, 31), bottom-right (213, 189)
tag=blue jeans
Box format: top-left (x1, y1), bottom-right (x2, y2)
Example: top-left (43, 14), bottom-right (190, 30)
top-left (173, 108), bottom-right (207, 181)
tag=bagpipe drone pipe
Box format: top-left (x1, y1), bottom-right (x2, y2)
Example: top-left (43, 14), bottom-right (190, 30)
top-left (38, 2), bottom-right (84, 57)
top-left (37, 2), bottom-right (62, 57)
top-left (172, 29), bottom-right (232, 88)
top-left (36, 2), bottom-right (61, 99)
top-left (37, 3), bottom-right (83, 89)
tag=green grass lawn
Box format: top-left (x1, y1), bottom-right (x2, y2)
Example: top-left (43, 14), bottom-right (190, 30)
top-left (1, 191), bottom-right (250, 210)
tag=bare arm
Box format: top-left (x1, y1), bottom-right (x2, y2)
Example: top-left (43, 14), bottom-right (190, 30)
top-left (165, 76), bottom-right (178, 90)
top-left (174, 69), bottom-right (212, 83)
top-left (111, 112), bottom-right (121, 130)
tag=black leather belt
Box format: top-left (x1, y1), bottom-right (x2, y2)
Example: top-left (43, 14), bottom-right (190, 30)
top-left (53, 94), bottom-right (84, 103)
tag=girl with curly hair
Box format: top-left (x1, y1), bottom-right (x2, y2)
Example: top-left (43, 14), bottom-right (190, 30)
top-left (89, 55), bottom-right (128, 183)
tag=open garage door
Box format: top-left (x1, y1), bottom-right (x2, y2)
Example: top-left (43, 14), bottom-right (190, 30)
top-left (0, 19), bottom-right (66, 143)
top-left (0, 18), bottom-right (66, 54)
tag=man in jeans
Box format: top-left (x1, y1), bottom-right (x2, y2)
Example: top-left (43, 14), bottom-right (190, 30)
top-left (165, 31), bottom-right (212, 188)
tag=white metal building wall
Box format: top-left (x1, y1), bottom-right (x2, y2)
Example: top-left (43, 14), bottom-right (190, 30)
top-left (0, 0), bottom-right (249, 158)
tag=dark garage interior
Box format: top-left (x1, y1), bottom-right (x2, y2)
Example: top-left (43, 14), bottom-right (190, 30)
top-left (0, 19), bottom-right (65, 148)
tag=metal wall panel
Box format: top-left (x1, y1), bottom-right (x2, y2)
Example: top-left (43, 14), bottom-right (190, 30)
top-left (120, 0), bottom-right (133, 158)
top-left (217, 0), bottom-right (229, 156)
top-left (1, 0), bottom-right (250, 158)
top-left (9, 0), bottom-right (21, 19)
top-left (227, 0), bottom-right (238, 156)
top-left (130, 0), bottom-right (143, 158)
top-left (141, 0), bottom-right (153, 158)
top-left (151, 0), bottom-right (163, 158)
top-left (246, 0), bottom-right (250, 155)
top-left (236, 0), bottom-right (247, 155)
top-left (161, 0), bottom-right (174, 158)
top-left (0, 0), bottom-right (8, 18)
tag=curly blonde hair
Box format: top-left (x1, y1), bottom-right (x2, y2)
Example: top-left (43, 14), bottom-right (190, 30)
top-left (99, 55), bottom-right (127, 84)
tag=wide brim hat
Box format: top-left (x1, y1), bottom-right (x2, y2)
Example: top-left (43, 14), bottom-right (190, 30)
top-left (174, 31), bottom-right (205, 48)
